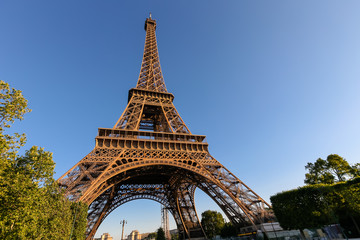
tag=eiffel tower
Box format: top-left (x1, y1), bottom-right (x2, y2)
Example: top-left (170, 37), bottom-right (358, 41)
top-left (59, 15), bottom-right (273, 240)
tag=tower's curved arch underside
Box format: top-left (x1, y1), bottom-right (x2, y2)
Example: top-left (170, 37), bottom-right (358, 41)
top-left (83, 163), bottom-right (269, 239)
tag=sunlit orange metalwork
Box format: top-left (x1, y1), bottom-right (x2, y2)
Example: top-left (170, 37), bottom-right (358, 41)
top-left (59, 16), bottom-right (273, 240)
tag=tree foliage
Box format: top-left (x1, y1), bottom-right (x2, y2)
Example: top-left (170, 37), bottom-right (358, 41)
top-left (270, 177), bottom-right (360, 237)
top-left (0, 80), bottom-right (87, 239)
top-left (0, 80), bottom-right (31, 168)
top-left (201, 210), bottom-right (225, 239)
top-left (220, 222), bottom-right (237, 238)
top-left (1, 146), bottom-right (69, 239)
top-left (351, 163), bottom-right (360, 177)
top-left (271, 154), bottom-right (360, 237)
top-left (146, 232), bottom-right (157, 240)
top-left (305, 154), bottom-right (358, 185)
top-left (170, 232), bottom-right (179, 240)
top-left (0, 80), bottom-right (30, 126)
top-left (270, 184), bottom-right (333, 230)
top-left (156, 227), bottom-right (166, 240)
top-left (70, 201), bottom-right (88, 240)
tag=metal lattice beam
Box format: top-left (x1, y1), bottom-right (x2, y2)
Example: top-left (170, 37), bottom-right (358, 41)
top-left (58, 15), bottom-right (274, 240)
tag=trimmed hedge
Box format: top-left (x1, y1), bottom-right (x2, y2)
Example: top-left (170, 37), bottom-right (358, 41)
top-left (270, 177), bottom-right (360, 236)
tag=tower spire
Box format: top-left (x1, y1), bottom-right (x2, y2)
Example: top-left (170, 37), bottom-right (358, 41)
top-left (137, 16), bottom-right (167, 93)
top-left (113, 16), bottom-right (190, 133)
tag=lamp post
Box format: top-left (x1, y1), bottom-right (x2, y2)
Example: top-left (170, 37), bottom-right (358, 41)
top-left (121, 219), bottom-right (127, 240)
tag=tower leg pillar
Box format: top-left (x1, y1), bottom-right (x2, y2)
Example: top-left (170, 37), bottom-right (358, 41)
top-left (174, 183), bottom-right (206, 239)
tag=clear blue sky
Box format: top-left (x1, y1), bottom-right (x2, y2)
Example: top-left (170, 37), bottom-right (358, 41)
top-left (1, 1), bottom-right (360, 239)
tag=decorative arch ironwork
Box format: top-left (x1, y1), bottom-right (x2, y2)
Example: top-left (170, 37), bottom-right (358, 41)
top-left (58, 15), bottom-right (274, 240)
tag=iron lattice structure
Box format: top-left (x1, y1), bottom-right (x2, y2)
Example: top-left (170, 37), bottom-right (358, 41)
top-left (59, 16), bottom-right (273, 240)
top-left (162, 206), bottom-right (171, 240)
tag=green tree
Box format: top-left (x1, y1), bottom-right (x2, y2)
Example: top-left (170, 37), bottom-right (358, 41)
top-left (146, 232), bottom-right (157, 240)
top-left (156, 227), bottom-right (166, 240)
top-left (350, 163), bottom-right (360, 177)
top-left (305, 154), bottom-right (355, 184)
top-left (201, 210), bottom-right (225, 239)
top-left (0, 80), bottom-right (88, 239)
top-left (270, 184), bottom-right (333, 230)
top-left (170, 232), bottom-right (179, 240)
top-left (270, 178), bottom-right (360, 237)
top-left (0, 146), bottom-right (73, 239)
top-left (0, 80), bottom-right (30, 167)
top-left (220, 222), bottom-right (237, 238)
top-left (70, 201), bottom-right (88, 240)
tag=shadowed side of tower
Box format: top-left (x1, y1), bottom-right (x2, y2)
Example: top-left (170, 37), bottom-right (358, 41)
top-left (59, 16), bottom-right (274, 240)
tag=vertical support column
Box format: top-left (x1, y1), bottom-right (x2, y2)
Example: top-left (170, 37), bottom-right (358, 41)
top-left (175, 183), bottom-right (206, 239)
top-left (86, 186), bottom-right (116, 240)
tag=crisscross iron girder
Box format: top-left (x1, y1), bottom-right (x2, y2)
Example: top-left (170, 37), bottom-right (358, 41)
top-left (114, 90), bottom-right (190, 134)
top-left (58, 16), bottom-right (274, 240)
top-left (86, 183), bottom-right (175, 239)
top-left (59, 141), bottom-right (273, 239)
top-left (136, 17), bottom-right (167, 93)
top-left (84, 174), bottom-right (206, 240)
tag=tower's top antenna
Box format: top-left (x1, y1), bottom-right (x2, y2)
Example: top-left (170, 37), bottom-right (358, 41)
top-left (144, 13), bottom-right (156, 31)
